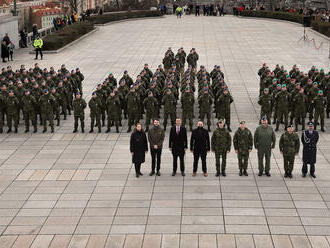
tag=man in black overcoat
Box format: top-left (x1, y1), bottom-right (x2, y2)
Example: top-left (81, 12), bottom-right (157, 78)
top-left (190, 120), bottom-right (210, 177)
top-left (169, 118), bottom-right (188, 176)
top-left (301, 121), bottom-right (319, 178)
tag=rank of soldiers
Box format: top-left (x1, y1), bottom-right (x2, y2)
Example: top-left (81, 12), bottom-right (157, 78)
top-left (0, 63), bottom-right (84, 133)
top-left (258, 63), bottom-right (329, 132)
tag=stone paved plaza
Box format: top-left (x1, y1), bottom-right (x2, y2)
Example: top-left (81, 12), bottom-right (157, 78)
top-left (0, 15), bottom-right (329, 247)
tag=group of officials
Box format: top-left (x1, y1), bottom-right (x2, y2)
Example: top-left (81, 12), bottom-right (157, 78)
top-left (130, 116), bottom-right (319, 179)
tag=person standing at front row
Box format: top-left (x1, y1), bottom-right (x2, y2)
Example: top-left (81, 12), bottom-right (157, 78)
top-left (130, 123), bottom-right (148, 178)
top-left (190, 120), bottom-right (210, 177)
top-left (254, 116), bottom-right (276, 177)
top-left (147, 119), bottom-right (165, 176)
top-left (169, 118), bottom-right (187, 176)
top-left (301, 121), bottom-right (319, 178)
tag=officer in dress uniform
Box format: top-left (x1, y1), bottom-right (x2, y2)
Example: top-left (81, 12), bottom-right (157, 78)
top-left (301, 121), bottom-right (319, 178)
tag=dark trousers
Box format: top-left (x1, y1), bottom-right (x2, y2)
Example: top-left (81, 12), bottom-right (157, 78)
top-left (35, 48), bottom-right (43, 59)
top-left (173, 153), bottom-right (185, 172)
top-left (151, 148), bottom-right (162, 172)
top-left (134, 163), bottom-right (141, 174)
top-left (193, 152), bottom-right (207, 173)
top-left (302, 163), bottom-right (315, 175)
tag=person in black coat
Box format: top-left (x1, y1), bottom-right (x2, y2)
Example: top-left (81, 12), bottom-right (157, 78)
top-left (169, 118), bottom-right (188, 176)
top-left (1, 41), bottom-right (8, 63)
top-left (190, 120), bottom-right (210, 177)
top-left (130, 123), bottom-right (148, 178)
top-left (301, 121), bottom-right (319, 178)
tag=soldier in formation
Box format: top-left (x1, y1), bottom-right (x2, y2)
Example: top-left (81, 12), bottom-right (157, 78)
top-left (0, 64), bottom-right (84, 133)
top-left (258, 63), bottom-right (329, 132)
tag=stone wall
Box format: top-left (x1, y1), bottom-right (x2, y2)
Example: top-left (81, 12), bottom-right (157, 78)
top-left (0, 14), bottom-right (19, 47)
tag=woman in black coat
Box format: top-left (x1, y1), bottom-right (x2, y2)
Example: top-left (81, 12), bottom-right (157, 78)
top-left (130, 123), bottom-right (148, 177)
top-left (1, 41), bottom-right (8, 62)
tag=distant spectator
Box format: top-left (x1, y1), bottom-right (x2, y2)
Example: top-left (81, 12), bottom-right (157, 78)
top-left (99, 8), bottom-right (103, 15)
top-left (32, 24), bottom-right (38, 41)
top-left (1, 41), bottom-right (8, 63)
top-left (8, 42), bottom-right (14, 61)
top-left (19, 29), bottom-right (27, 48)
top-left (3, 33), bottom-right (10, 46)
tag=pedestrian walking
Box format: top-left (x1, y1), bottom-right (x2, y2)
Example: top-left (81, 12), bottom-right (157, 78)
top-left (147, 119), bottom-right (165, 176)
top-left (169, 118), bottom-right (187, 176)
top-left (130, 123), bottom-right (148, 178)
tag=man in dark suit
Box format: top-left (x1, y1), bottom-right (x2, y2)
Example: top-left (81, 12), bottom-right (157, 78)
top-left (190, 120), bottom-right (210, 177)
top-left (169, 118), bottom-right (188, 176)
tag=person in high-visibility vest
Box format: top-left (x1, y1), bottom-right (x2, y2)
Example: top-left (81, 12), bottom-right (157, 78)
top-left (176, 6), bottom-right (183, 18)
top-left (33, 35), bottom-right (43, 60)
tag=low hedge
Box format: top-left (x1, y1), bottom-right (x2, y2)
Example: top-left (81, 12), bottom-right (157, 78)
top-left (241, 10), bottom-right (330, 38)
top-left (42, 10), bottom-right (163, 51)
top-left (43, 22), bottom-right (95, 51)
top-left (89, 10), bottom-right (163, 25)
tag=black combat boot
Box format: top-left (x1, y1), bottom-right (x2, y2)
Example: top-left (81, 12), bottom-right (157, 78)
top-left (14, 127), bottom-right (18, 133)
top-left (207, 125), bottom-right (211, 132)
top-left (243, 169), bottom-right (248, 176)
top-left (33, 126), bottom-right (37, 133)
top-left (57, 119), bottom-right (60, 126)
top-left (127, 126), bottom-right (131, 133)
top-left (0, 128), bottom-right (2, 133)
top-left (239, 169), bottom-right (243, 176)
top-left (98, 127), bottom-right (101, 133)
top-left (275, 122), bottom-right (279, 132)
top-left (73, 129), bottom-right (77, 133)
top-left (7, 128), bottom-right (12, 133)
top-left (227, 126), bottom-right (232, 132)
top-left (89, 129), bottom-right (94, 133)
top-left (25, 128), bottom-right (29, 133)
top-left (81, 127), bottom-right (84, 133)
top-left (43, 128), bottom-right (47, 133)
top-left (215, 171), bottom-right (220, 177)
top-left (106, 128), bottom-right (110, 133)
top-left (51, 127), bottom-right (54, 133)
top-left (116, 127), bottom-right (119, 133)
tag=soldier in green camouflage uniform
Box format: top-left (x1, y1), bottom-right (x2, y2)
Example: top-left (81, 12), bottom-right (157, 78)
top-left (233, 120), bottom-right (253, 176)
top-left (143, 91), bottom-right (158, 132)
top-left (73, 92), bottom-right (87, 133)
top-left (50, 87), bottom-right (61, 126)
top-left (88, 92), bottom-right (102, 133)
top-left (211, 119), bottom-right (231, 177)
top-left (6, 90), bottom-right (19, 133)
top-left (126, 86), bottom-right (140, 132)
top-left (181, 87), bottom-right (194, 131)
top-left (313, 90), bottom-right (326, 132)
top-left (106, 90), bottom-right (120, 133)
top-left (279, 125), bottom-right (300, 178)
top-left (198, 88), bottom-right (213, 131)
top-left (293, 87), bottom-right (307, 131)
top-left (217, 88), bottom-right (233, 132)
top-left (258, 88), bottom-right (272, 123)
top-left (275, 84), bottom-right (290, 131)
top-left (162, 89), bottom-right (176, 131)
top-left (39, 89), bottom-right (55, 133)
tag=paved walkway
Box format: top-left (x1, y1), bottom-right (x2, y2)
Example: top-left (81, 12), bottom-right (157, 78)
top-left (0, 15), bottom-right (329, 247)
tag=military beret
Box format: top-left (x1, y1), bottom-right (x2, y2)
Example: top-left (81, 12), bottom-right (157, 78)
top-left (272, 78), bottom-right (277, 82)
top-left (124, 70), bottom-right (128, 74)
top-left (281, 84), bottom-right (286, 87)
top-left (166, 89), bottom-right (171, 92)
top-left (130, 85), bottom-right (134, 89)
top-left (218, 119), bottom-right (224, 123)
top-left (92, 91), bottom-right (97, 95)
top-left (264, 88), bottom-right (269, 91)
top-left (277, 84), bottom-right (281, 87)
top-left (214, 65), bottom-right (217, 68)
top-left (24, 89), bottom-right (30, 92)
top-left (308, 121), bottom-right (314, 126)
top-left (261, 116), bottom-right (267, 121)
top-left (203, 88), bottom-right (208, 92)
top-left (185, 87), bottom-right (190, 91)
top-left (109, 72), bottom-right (113, 75)
top-left (284, 70), bottom-right (287, 73)
top-left (76, 68), bottom-right (80, 70)
top-left (321, 68), bottom-right (324, 71)
top-left (8, 90), bottom-right (14, 93)
top-left (287, 124), bottom-right (293, 128)
top-left (148, 91), bottom-right (153, 95)
top-left (76, 92), bottom-right (81, 95)
top-left (43, 89), bottom-right (48, 93)
top-left (51, 87), bottom-right (56, 90)
top-left (240, 120), bottom-right (246, 124)
top-left (217, 66), bottom-right (220, 69)
top-left (286, 75), bottom-right (290, 78)
top-left (318, 90), bottom-right (323, 94)
top-left (313, 81), bottom-right (318, 85)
